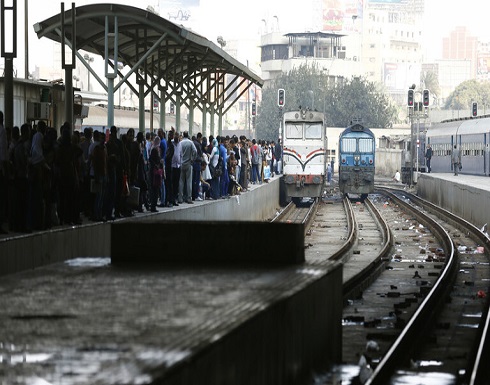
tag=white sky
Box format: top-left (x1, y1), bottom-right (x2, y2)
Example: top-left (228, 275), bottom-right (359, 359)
top-left (7, 0), bottom-right (490, 78)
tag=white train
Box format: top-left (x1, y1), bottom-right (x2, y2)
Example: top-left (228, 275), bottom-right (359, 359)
top-left (281, 109), bottom-right (327, 204)
top-left (426, 115), bottom-right (490, 175)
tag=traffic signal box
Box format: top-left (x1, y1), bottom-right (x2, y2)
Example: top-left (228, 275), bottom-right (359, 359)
top-left (407, 89), bottom-right (414, 107)
top-left (423, 89), bottom-right (429, 106)
top-left (278, 88), bottom-right (285, 107)
top-left (472, 102), bottom-right (478, 117)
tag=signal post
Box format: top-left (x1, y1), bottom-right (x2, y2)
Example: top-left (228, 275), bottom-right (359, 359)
top-left (277, 88), bottom-right (285, 140)
top-left (407, 87), bottom-right (430, 185)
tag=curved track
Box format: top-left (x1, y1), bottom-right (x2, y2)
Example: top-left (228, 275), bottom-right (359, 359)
top-left (276, 190), bottom-right (489, 385)
top-left (367, 189), bottom-right (490, 385)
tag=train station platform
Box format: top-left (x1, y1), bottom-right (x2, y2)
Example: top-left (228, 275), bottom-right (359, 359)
top-left (0, 176), bottom-right (343, 385)
top-left (417, 172), bottom-right (490, 231)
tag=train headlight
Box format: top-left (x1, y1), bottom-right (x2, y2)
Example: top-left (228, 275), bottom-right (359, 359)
top-left (313, 176), bottom-right (321, 184)
top-left (342, 158), bottom-right (346, 164)
top-left (369, 159), bottom-right (373, 164)
top-left (285, 175), bottom-right (295, 184)
top-left (361, 159), bottom-right (366, 165)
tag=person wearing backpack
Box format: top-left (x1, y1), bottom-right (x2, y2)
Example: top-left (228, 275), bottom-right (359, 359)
top-left (250, 139), bottom-right (260, 184)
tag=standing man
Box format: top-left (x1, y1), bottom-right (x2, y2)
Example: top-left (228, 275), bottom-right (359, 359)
top-left (327, 162), bottom-right (332, 183)
top-left (106, 126), bottom-right (124, 218)
top-left (171, 132), bottom-right (182, 206)
top-left (192, 133), bottom-right (203, 200)
top-left (451, 144), bottom-right (461, 176)
top-left (178, 131), bottom-right (197, 204)
top-left (425, 144), bottom-right (433, 173)
top-left (164, 129), bottom-right (175, 207)
top-left (157, 128), bottom-right (167, 207)
top-left (274, 138), bottom-right (282, 174)
top-left (219, 136), bottom-right (229, 197)
top-left (30, 121), bottom-right (48, 230)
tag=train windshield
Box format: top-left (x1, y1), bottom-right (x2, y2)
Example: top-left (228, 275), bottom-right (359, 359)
top-left (359, 138), bottom-right (374, 152)
top-left (342, 138), bottom-right (357, 152)
top-left (305, 123), bottom-right (322, 139)
top-left (285, 123), bottom-right (302, 139)
top-left (285, 122), bottom-right (323, 139)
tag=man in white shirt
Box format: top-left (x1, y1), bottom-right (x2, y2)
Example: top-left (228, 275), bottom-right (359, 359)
top-left (393, 170), bottom-right (401, 183)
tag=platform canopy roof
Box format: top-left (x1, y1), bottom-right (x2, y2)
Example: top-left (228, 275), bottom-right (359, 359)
top-left (33, 3), bottom-right (263, 115)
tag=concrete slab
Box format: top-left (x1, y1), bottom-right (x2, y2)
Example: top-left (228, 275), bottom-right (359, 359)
top-left (0, 253), bottom-right (342, 384)
top-left (0, 178), bottom-right (343, 384)
top-left (111, 221), bottom-right (305, 264)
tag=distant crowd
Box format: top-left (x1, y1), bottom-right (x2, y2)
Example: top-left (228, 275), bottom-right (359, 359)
top-left (0, 111), bottom-right (283, 234)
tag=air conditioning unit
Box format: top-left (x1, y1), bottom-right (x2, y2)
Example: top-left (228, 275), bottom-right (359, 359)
top-left (27, 102), bottom-right (50, 120)
top-left (74, 104), bottom-right (89, 118)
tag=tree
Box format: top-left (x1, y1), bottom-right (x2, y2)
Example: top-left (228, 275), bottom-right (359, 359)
top-left (444, 79), bottom-right (490, 110)
top-left (325, 77), bottom-right (398, 128)
top-left (421, 70), bottom-right (440, 101)
top-left (255, 64), bottom-right (329, 140)
top-left (255, 64), bottom-right (398, 140)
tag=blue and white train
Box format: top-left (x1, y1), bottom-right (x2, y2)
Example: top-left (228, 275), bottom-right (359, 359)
top-left (426, 115), bottom-right (490, 175)
top-left (338, 122), bottom-right (376, 200)
top-left (282, 109), bottom-right (327, 203)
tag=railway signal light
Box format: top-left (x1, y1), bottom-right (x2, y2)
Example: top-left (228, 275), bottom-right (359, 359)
top-left (472, 102), bottom-right (478, 117)
top-left (278, 88), bottom-right (285, 107)
top-left (407, 89), bottom-right (414, 107)
top-left (423, 89), bottom-right (430, 106)
top-left (251, 102), bottom-right (256, 116)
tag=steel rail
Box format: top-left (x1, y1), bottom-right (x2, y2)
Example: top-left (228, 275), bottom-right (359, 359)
top-left (365, 190), bottom-right (457, 385)
top-left (380, 188), bottom-right (490, 385)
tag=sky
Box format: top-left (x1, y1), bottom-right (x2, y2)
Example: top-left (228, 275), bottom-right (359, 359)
top-left (6, 0), bottom-right (490, 79)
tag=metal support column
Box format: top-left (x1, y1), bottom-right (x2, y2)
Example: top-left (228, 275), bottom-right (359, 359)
top-left (138, 81), bottom-right (145, 132)
top-left (218, 109), bottom-right (223, 136)
top-left (61, 3), bottom-right (76, 129)
top-left (202, 104), bottom-right (207, 138)
top-left (107, 77), bottom-right (115, 128)
top-left (188, 98), bottom-right (194, 135)
top-left (209, 104), bottom-right (215, 138)
top-left (176, 93), bottom-right (181, 131)
top-left (1, 0), bottom-right (17, 130)
top-left (104, 15), bottom-right (118, 129)
top-left (160, 87), bottom-right (165, 131)
top-left (3, 58), bottom-right (13, 129)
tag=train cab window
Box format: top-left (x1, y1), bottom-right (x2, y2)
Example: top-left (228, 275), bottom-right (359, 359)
top-left (342, 138), bottom-right (357, 152)
top-left (285, 123), bottom-right (303, 139)
top-left (305, 123), bottom-right (322, 139)
top-left (359, 138), bottom-right (374, 152)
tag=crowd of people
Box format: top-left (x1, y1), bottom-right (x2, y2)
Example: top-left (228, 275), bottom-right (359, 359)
top-left (0, 112), bottom-right (283, 234)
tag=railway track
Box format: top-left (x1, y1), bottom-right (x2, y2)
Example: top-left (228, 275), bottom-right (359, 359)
top-left (276, 190), bottom-right (489, 385)
top-left (367, 189), bottom-right (490, 385)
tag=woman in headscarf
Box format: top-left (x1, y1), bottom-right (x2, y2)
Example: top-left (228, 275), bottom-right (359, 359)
top-left (208, 138), bottom-right (220, 200)
top-left (149, 136), bottom-right (162, 212)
